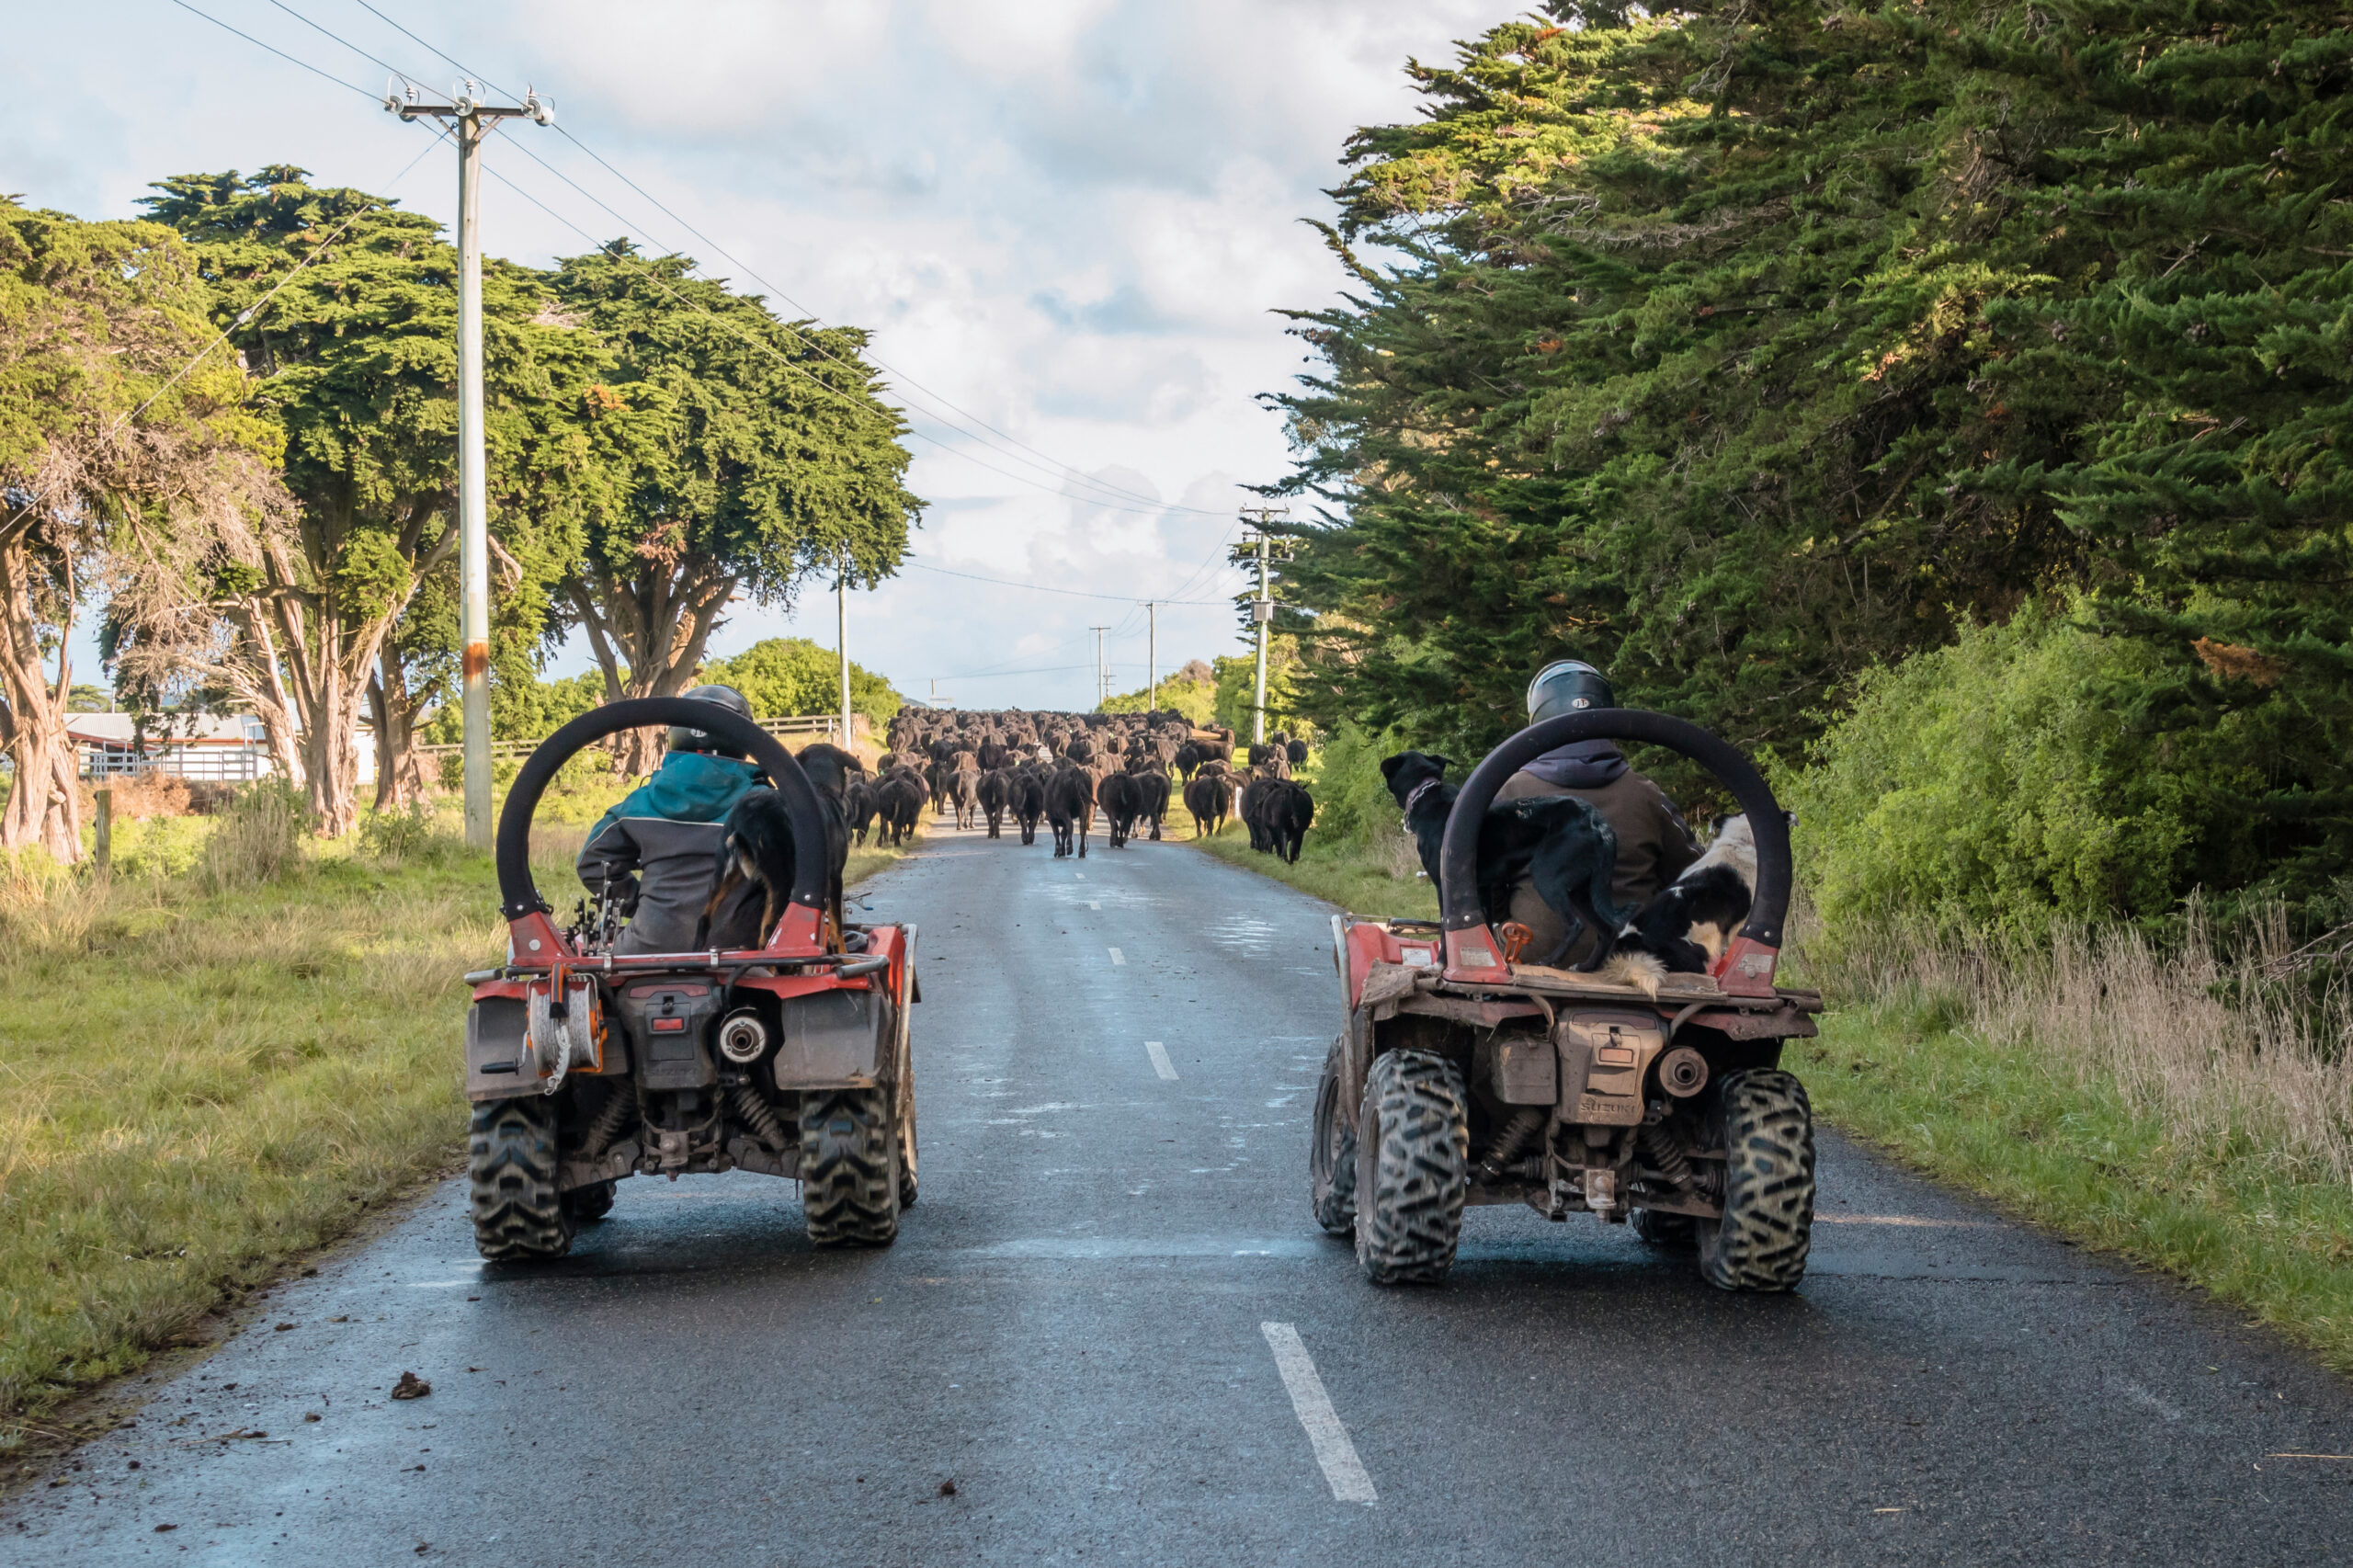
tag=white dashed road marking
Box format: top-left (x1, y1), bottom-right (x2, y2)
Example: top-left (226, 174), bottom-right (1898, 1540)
top-left (1261, 1322), bottom-right (1377, 1505)
top-left (1108, 947), bottom-right (1126, 965)
top-left (1145, 1040), bottom-right (1177, 1080)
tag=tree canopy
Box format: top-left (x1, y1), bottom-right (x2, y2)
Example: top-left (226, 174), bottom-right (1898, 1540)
top-left (1268, 0), bottom-right (2353, 912)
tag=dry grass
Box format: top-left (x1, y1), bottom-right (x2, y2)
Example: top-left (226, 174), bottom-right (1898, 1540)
top-left (0, 845), bottom-right (501, 1441)
top-left (1796, 903), bottom-right (2353, 1369)
top-left (0, 782), bottom-right (929, 1441)
top-left (1807, 905), bottom-right (2353, 1188)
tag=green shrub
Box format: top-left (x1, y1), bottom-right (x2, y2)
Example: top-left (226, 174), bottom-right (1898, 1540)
top-left (1789, 601), bottom-right (2275, 940)
top-left (1300, 718), bottom-right (1408, 853)
top-left (358, 801), bottom-right (465, 866)
top-left (199, 780), bottom-right (308, 892)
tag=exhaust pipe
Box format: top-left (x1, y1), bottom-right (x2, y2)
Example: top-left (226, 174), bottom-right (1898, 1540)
top-left (1657, 1046), bottom-right (1709, 1098)
top-left (716, 1009), bottom-right (770, 1065)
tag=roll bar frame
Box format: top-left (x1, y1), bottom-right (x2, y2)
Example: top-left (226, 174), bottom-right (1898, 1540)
top-left (1435, 710), bottom-right (1791, 995)
top-left (494, 699), bottom-right (832, 939)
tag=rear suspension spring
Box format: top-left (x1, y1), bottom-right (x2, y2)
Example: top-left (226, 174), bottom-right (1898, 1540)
top-left (579, 1084), bottom-right (640, 1157)
top-left (1638, 1120), bottom-right (1696, 1191)
top-left (732, 1082), bottom-right (790, 1153)
top-left (1479, 1108), bottom-right (1547, 1182)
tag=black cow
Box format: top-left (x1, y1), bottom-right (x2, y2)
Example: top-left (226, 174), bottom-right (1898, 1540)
top-left (1096, 769), bottom-right (1141, 849)
top-left (978, 768), bottom-right (1009, 838)
top-left (1182, 770), bottom-right (1232, 838)
top-left (1131, 765), bottom-right (1171, 841)
top-left (1046, 763), bottom-right (1096, 858)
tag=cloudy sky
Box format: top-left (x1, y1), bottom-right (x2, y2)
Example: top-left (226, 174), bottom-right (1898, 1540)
top-left (16, 0), bottom-right (1507, 712)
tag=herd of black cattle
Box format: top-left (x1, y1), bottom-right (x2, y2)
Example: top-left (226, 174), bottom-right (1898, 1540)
top-left (846, 709), bottom-right (1316, 861)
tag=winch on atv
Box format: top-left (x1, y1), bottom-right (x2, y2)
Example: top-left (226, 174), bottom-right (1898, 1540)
top-left (1311, 710), bottom-right (1822, 1290)
top-left (460, 698), bottom-right (918, 1261)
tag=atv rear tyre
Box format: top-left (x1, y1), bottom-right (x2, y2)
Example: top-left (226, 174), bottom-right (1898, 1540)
top-left (801, 1087), bottom-right (902, 1247)
top-left (1353, 1049), bottom-right (1469, 1285)
top-left (1309, 1037), bottom-right (1357, 1235)
top-left (563, 1180), bottom-right (617, 1222)
top-left (469, 1098), bottom-right (574, 1261)
top-left (1697, 1069), bottom-right (1814, 1291)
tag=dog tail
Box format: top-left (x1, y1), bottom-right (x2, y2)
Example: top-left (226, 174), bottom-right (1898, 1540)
top-left (1598, 949), bottom-right (1666, 998)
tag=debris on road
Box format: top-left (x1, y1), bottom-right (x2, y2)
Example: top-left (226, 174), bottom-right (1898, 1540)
top-left (390, 1372), bottom-right (431, 1401)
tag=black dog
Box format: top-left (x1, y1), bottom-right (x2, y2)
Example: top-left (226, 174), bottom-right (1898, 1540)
top-left (696, 744), bottom-right (855, 950)
top-left (1379, 750), bottom-right (1627, 971)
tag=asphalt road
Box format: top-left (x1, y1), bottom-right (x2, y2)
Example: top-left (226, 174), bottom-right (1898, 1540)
top-left (14, 821), bottom-right (2353, 1566)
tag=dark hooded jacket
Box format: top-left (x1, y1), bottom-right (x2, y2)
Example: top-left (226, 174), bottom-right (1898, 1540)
top-left (1496, 738), bottom-right (1699, 962)
top-left (576, 750), bottom-right (764, 955)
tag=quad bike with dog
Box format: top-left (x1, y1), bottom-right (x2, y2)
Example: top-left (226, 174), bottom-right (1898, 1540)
top-left (1311, 710), bottom-right (1822, 1290)
top-left (461, 698), bottom-right (919, 1261)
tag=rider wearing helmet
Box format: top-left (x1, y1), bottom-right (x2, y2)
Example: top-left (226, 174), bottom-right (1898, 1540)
top-left (1499, 660), bottom-right (1700, 964)
top-left (576, 683), bottom-right (767, 955)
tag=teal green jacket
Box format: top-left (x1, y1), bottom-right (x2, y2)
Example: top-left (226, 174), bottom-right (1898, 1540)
top-left (576, 751), bottom-right (763, 954)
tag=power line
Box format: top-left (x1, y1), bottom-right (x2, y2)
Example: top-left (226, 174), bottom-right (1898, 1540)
top-left (327, 0), bottom-right (1232, 519)
top-left (469, 151), bottom-right (1204, 519)
top-left (165, 0), bottom-right (378, 99)
top-left (265, 0), bottom-right (415, 85)
top-left (543, 122), bottom-right (1233, 517)
top-left (0, 119), bottom-right (449, 540)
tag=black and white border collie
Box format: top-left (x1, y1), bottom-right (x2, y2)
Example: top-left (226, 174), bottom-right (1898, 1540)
top-left (1603, 813), bottom-right (1761, 995)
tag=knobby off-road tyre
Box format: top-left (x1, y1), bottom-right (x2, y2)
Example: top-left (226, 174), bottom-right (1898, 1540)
top-left (801, 1087), bottom-right (902, 1247)
top-left (1309, 1037), bottom-right (1357, 1236)
top-left (1353, 1049), bottom-right (1469, 1285)
top-left (469, 1098), bottom-right (574, 1261)
top-left (563, 1180), bottom-right (617, 1222)
top-left (1697, 1069), bottom-right (1815, 1291)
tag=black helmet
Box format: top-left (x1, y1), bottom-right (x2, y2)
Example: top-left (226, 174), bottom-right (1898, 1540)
top-left (1525, 659), bottom-right (1615, 725)
top-left (668, 683), bottom-right (755, 756)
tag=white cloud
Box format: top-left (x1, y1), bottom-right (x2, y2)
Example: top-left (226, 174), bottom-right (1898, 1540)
top-left (23, 0), bottom-right (1503, 712)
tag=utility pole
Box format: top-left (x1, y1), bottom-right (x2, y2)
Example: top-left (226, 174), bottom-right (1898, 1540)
top-left (390, 80), bottom-right (553, 849)
top-left (1089, 625), bottom-right (1109, 709)
top-left (836, 554), bottom-right (853, 750)
top-left (1237, 506), bottom-right (1287, 744)
top-left (1145, 602), bottom-right (1158, 713)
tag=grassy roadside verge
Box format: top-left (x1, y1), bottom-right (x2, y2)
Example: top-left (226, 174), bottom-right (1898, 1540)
top-left (1798, 1007), bottom-right (2353, 1370)
top-left (1189, 824), bottom-right (2353, 1372)
top-left (0, 797), bottom-right (927, 1451)
top-left (1182, 812), bottom-right (1438, 923)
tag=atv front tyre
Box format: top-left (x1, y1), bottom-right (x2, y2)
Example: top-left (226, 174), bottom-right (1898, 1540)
top-left (1353, 1049), bottom-right (1469, 1285)
top-left (801, 1087), bottom-right (902, 1247)
top-left (1309, 1037), bottom-right (1357, 1236)
top-left (469, 1098), bottom-right (574, 1261)
top-left (1697, 1068), bottom-right (1815, 1291)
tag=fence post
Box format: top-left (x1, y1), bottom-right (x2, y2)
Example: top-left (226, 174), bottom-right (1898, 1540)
top-left (93, 788), bottom-right (113, 873)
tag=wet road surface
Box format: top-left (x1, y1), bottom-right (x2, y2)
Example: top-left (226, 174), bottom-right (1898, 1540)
top-left (12, 821), bottom-right (2353, 1565)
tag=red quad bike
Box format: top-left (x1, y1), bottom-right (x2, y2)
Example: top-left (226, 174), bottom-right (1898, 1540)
top-left (461, 698), bottom-right (918, 1262)
top-left (1312, 710), bottom-right (1824, 1290)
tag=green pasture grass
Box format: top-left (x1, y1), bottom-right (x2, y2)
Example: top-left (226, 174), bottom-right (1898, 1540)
top-left (1801, 1006), bottom-right (2353, 1372)
top-left (0, 791), bottom-right (926, 1444)
top-left (1184, 814), bottom-right (1437, 923)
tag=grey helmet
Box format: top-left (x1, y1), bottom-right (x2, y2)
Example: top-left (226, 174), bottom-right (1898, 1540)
top-left (1525, 660), bottom-right (1615, 725)
top-left (668, 683), bottom-right (755, 756)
